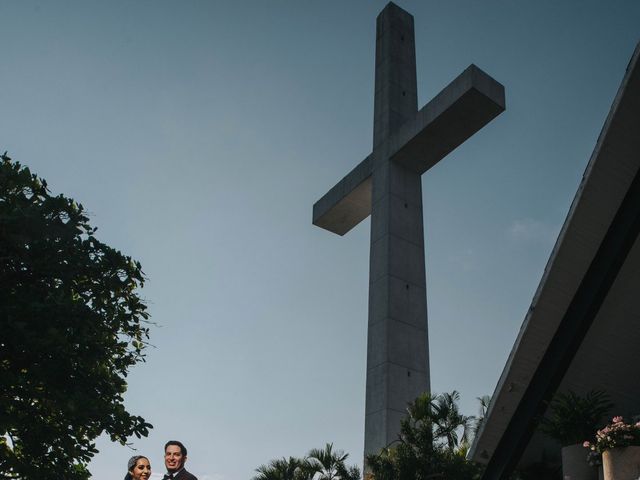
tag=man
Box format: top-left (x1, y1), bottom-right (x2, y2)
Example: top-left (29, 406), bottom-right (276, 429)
top-left (163, 440), bottom-right (198, 480)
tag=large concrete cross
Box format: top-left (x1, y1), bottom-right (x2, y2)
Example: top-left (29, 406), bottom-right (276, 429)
top-left (312, 3), bottom-right (505, 458)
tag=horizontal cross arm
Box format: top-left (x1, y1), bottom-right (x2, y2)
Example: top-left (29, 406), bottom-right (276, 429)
top-left (312, 65), bottom-right (504, 237)
top-left (389, 64), bottom-right (505, 174)
top-left (313, 154), bottom-right (374, 235)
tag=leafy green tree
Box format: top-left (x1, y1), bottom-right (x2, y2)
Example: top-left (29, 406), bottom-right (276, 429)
top-left (0, 153), bottom-right (152, 479)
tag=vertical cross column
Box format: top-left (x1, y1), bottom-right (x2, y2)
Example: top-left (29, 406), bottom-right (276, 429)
top-left (364, 3), bottom-right (430, 459)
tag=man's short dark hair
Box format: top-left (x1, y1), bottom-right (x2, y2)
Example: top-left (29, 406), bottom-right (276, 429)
top-left (165, 440), bottom-right (187, 456)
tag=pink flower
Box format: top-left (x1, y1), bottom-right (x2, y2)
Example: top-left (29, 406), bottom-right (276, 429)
top-left (583, 441), bottom-right (591, 448)
top-left (613, 416), bottom-right (624, 423)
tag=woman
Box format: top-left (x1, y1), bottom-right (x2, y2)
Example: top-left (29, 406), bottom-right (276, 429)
top-left (125, 455), bottom-right (151, 480)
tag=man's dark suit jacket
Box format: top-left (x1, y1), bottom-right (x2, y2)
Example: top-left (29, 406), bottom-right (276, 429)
top-left (171, 469), bottom-right (198, 480)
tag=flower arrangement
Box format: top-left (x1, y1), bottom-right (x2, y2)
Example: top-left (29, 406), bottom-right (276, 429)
top-left (585, 450), bottom-right (602, 468)
top-left (583, 416), bottom-right (640, 453)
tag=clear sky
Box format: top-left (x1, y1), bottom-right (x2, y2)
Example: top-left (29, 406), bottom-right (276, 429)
top-left (2, 1), bottom-right (639, 479)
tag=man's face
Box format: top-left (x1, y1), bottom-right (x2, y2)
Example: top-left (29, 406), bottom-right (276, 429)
top-left (164, 445), bottom-right (186, 473)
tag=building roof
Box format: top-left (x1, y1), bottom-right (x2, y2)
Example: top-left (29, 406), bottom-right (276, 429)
top-left (469, 40), bottom-right (640, 479)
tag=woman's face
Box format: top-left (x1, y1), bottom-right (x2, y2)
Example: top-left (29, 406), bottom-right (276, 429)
top-left (130, 457), bottom-right (151, 480)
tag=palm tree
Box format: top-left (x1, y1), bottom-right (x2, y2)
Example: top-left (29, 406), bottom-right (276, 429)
top-left (305, 443), bottom-right (360, 480)
top-left (254, 457), bottom-right (307, 480)
top-left (431, 391), bottom-right (475, 451)
top-left (473, 395), bottom-right (491, 437)
top-left (406, 391), bottom-right (436, 423)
